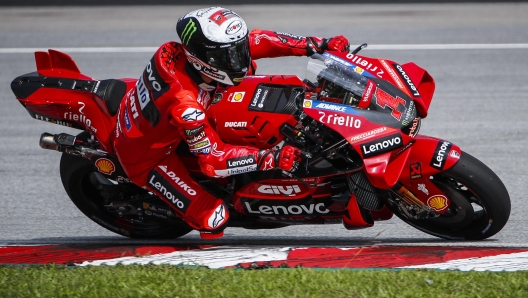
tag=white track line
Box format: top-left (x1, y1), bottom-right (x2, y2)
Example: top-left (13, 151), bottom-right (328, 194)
top-left (401, 251), bottom-right (528, 272)
top-left (77, 246), bottom-right (291, 269)
top-left (1, 44), bottom-right (528, 54)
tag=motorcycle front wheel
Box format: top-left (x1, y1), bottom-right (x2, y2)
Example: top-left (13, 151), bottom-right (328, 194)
top-left (60, 151), bottom-right (193, 239)
top-left (389, 151), bottom-right (511, 240)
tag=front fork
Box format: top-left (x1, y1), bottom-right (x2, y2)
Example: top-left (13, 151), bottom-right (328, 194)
top-left (389, 184), bottom-right (439, 220)
top-left (387, 136), bottom-right (463, 218)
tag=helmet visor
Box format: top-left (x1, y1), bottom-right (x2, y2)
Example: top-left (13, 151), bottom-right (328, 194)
top-left (193, 37), bottom-right (250, 72)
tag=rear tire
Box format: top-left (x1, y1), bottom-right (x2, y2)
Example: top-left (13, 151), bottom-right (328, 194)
top-left (390, 151), bottom-right (510, 240)
top-left (60, 151), bottom-right (193, 239)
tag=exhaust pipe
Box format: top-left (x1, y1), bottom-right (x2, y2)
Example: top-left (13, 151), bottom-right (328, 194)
top-left (39, 133), bottom-right (59, 151)
top-left (39, 132), bottom-right (106, 158)
top-left (39, 132), bottom-right (76, 152)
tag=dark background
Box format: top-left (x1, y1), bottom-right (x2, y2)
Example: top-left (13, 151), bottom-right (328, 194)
top-left (1, 0), bottom-right (526, 6)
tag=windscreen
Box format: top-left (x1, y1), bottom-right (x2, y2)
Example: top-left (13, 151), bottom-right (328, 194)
top-left (305, 54), bottom-right (369, 106)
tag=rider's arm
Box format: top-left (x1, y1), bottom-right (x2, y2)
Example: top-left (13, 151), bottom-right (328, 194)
top-left (248, 29), bottom-right (349, 60)
top-left (169, 90), bottom-right (300, 178)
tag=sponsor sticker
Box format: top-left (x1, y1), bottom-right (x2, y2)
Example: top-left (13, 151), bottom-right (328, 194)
top-left (241, 198), bottom-right (332, 215)
top-left (418, 183), bottom-right (429, 195)
top-left (135, 62), bottom-right (163, 127)
top-left (33, 113), bottom-right (73, 128)
top-left (224, 121), bottom-right (247, 128)
top-left (225, 20), bottom-right (242, 35)
top-left (394, 63), bottom-right (421, 98)
top-left (181, 19), bottom-right (197, 45)
top-left (182, 108), bottom-right (205, 122)
top-left (250, 87), bottom-right (265, 108)
top-left (189, 138), bottom-right (210, 151)
top-left (408, 117), bottom-right (421, 137)
top-left (360, 133), bottom-right (403, 158)
top-left (261, 155), bottom-right (275, 171)
top-left (186, 131), bottom-right (206, 144)
top-left (227, 155), bottom-right (255, 168)
top-left (275, 31), bottom-right (303, 40)
top-left (208, 204), bottom-right (226, 229)
top-left (317, 111), bottom-right (361, 128)
top-left (258, 185), bottom-right (301, 196)
top-left (184, 124), bottom-right (204, 137)
top-left (427, 195), bottom-right (448, 211)
top-left (401, 101), bottom-right (416, 126)
top-left (380, 59), bottom-right (406, 90)
top-left (148, 168), bottom-right (192, 213)
top-left (228, 91), bottom-right (245, 102)
top-left (315, 102), bottom-right (347, 112)
top-left (124, 105), bottom-right (132, 131)
top-left (359, 80), bottom-right (376, 108)
top-left (62, 102), bottom-right (97, 133)
top-left (95, 158), bottom-right (115, 175)
top-left (410, 162), bottom-right (422, 179)
top-left (209, 9), bottom-right (239, 26)
top-left (344, 53), bottom-right (385, 78)
top-left (430, 140), bottom-right (453, 170)
top-left (349, 127), bottom-right (387, 143)
top-left (449, 150), bottom-right (460, 159)
top-left (148, 173), bottom-right (193, 211)
top-left (214, 165), bottom-right (257, 177)
top-left (189, 138), bottom-right (211, 155)
top-left (354, 66), bottom-right (364, 74)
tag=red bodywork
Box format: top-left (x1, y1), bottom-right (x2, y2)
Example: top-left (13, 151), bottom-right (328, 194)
top-left (12, 49), bottom-right (462, 229)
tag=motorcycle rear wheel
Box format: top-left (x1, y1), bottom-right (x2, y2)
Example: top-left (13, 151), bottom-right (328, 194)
top-left (390, 151), bottom-right (511, 240)
top-left (60, 151), bottom-right (193, 239)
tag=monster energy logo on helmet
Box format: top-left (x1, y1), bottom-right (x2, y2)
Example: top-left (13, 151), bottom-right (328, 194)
top-left (181, 19), bottom-right (197, 45)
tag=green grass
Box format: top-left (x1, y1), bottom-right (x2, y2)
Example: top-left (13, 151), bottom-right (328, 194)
top-left (1, 265), bottom-right (527, 297)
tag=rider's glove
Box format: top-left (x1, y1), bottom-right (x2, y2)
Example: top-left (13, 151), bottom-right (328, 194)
top-left (306, 35), bottom-right (350, 56)
top-left (258, 145), bottom-right (302, 172)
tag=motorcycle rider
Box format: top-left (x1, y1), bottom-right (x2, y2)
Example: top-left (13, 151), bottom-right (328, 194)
top-left (113, 7), bottom-right (350, 239)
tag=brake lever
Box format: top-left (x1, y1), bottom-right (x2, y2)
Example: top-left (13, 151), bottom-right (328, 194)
top-left (351, 43), bottom-right (368, 54)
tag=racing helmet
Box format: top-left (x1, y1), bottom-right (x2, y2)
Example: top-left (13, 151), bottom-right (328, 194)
top-left (176, 7), bottom-right (250, 86)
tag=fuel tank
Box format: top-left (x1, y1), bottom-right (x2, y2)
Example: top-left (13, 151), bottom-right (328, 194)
top-left (207, 75), bottom-right (304, 149)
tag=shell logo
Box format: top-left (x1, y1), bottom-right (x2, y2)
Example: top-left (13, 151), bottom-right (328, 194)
top-left (354, 66), bottom-right (364, 74)
top-left (95, 158), bottom-right (115, 175)
top-left (232, 92), bottom-right (245, 102)
top-left (427, 195), bottom-right (448, 211)
top-left (303, 100), bottom-right (312, 108)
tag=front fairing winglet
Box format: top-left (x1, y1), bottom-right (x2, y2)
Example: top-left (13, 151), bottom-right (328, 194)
top-left (362, 149), bottom-right (412, 189)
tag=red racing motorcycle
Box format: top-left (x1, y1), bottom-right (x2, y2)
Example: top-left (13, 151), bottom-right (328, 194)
top-left (10, 45), bottom-right (511, 240)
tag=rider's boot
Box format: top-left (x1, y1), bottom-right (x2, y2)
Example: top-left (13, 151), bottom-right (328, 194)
top-left (185, 201), bottom-right (229, 239)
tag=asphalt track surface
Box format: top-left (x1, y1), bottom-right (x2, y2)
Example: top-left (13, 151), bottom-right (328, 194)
top-left (1, 4), bottom-right (527, 254)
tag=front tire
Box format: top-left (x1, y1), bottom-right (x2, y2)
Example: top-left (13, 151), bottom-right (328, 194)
top-left (60, 152), bottom-right (193, 239)
top-left (390, 151), bottom-right (511, 240)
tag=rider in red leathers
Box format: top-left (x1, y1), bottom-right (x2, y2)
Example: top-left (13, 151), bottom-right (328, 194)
top-left (113, 7), bottom-right (350, 238)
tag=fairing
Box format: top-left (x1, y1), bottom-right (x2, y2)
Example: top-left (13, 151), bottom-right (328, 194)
top-left (10, 48), bottom-right (462, 229)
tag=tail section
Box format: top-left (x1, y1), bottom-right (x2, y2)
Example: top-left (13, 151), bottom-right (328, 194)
top-left (11, 49), bottom-right (129, 153)
top-left (35, 49), bottom-right (92, 80)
